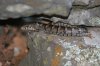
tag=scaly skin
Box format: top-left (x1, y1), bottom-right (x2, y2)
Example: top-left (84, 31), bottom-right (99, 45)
top-left (21, 20), bottom-right (88, 37)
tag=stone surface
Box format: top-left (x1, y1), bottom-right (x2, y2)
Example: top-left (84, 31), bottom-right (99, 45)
top-left (67, 7), bottom-right (100, 26)
top-left (88, 0), bottom-right (100, 7)
top-left (67, 9), bottom-right (90, 26)
top-left (1, 0), bottom-right (100, 66)
top-left (73, 0), bottom-right (90, 5)
top-left (43, 4), bottom-right (69, 16)
top-left (19, 27), bottom-right (100, 66)
top-left (0, 0), bottom-right (100, 26)
top-left (0, 0), bottom-right (74, 19)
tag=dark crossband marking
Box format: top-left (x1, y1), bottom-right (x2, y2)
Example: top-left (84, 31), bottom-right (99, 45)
top-left (21, 19), bottom-right (88, 37)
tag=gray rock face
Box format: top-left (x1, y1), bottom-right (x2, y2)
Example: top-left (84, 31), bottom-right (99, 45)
top-left (73, 0), bottom-right (90, 5)
top-left (0, 0), bottom-right (74, 19)
top-left (0, 0), bottom-right (100, 26)
top-left (67, 9), bottom-right (90, 26)
top-left (68, 7), bottom-right (100, 26)
top-left (88, 0), bottom-right (100, 7)
top-left (19, 28), bottom-right (100, 66)
top-left (73, 0), bottom-right (100, 6)
top-left (88, 7), bottom-right (100, 26)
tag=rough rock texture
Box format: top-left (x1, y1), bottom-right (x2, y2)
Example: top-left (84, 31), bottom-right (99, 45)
top-left (73, 0), bottom-right (90, 5)
top-left (0, 0), bottom-right (100, 26)
top-left (19, 27), bottom-right (100, 66)
top-left (88, 0), bottom-right (100, 7)
top-left (0, 0), bottom-right (74, 19)
top-left (0, 0), bottom-right (100, 66)
top-left (67, 7), bottom-right (100, 26)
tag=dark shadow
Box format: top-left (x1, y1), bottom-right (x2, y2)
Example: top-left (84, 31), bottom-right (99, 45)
top-left (0, 14), bottom-right (67, 26)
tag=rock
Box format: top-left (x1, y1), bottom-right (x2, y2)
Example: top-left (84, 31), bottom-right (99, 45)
top-left (88, 7), bottom-right (100, 26)
top-left (68, 7), bottom-right (100, 26)
top-left (19, 28), bottom-right (100, 66)
top-left (83, 28), bottom-right (100, 48)
top-left (43, 4), bottom-right (69, 16)
top-left (73, 0), bottom-right (90, 5)
top-left (88, 0), bottom-right (100, 7)
top-left (67, 8), bottom-right (91, 26)
top-left (51, 0), bottom-right (74, 7)
top-left (6, 4), bottom-right (33, 13)
top-left (0, 0), bottom-right (74, 19)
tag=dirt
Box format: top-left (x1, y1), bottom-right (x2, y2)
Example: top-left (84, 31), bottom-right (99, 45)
top-left (0, 25), bottom-right (28, 66)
